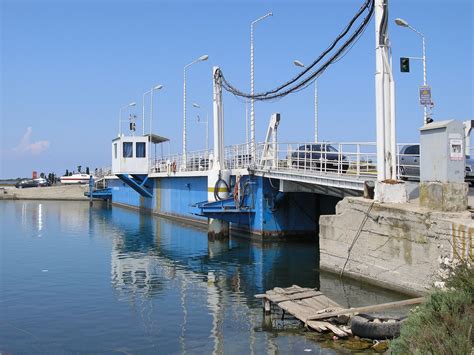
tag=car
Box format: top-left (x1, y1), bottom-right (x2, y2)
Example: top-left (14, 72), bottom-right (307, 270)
top-left (398, 145), bottom-right (420, 179)
top-left (290, 144), bottom-right (349, 173)
top-left (398, 144), bottom-right (474, 184)
top-left (464, 157), bottom-right (474, 185)
top-left (15, 179), bottom-right (39, 189)
top-left (34, 178), bottom-right (51, 187)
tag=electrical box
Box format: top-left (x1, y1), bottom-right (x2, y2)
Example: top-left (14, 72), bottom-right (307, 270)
top-left (420, 119), bottom-right (465, 183)
top-left (112, 135), bottom-right (149, 174)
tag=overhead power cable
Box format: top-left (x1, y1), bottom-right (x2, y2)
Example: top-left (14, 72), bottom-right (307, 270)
top-left (217, 0), bottom-right (375, 102)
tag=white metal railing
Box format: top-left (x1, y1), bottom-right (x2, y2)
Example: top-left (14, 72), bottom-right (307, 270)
top-left (95, 166), bottom-right (112, 178)
top-left (396, 143), bottom-right (420, 181)
top-left (256, 142), bottom-right (378, 179)
top-left (149, 142), bottom-right (379, 179)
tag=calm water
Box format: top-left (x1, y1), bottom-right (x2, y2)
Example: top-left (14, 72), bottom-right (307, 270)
top-left (0, 201), bottom-right (404, 354)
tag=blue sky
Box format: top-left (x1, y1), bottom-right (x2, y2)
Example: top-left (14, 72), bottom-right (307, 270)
top-left (1, 0), bottom-right (472, 178)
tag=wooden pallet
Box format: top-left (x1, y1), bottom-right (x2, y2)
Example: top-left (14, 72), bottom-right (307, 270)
top-left (255, 285), bottom-right (349, 337)
top-left (255, 285), bottom-right (425, 338)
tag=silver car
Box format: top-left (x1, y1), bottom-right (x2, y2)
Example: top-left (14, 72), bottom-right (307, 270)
top-left (398, 145), bottom-right (420, 179)
top-left (398, 144), bottom-right (474, 185)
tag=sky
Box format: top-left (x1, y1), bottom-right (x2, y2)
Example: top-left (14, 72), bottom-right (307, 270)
top-left (1, 0), bottom-right (472, 179)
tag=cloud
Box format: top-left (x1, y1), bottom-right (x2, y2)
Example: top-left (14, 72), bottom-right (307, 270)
top-left (13, 127), bottom-right (50, 155)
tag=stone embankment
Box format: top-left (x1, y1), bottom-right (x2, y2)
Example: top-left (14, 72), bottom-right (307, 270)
top-left (0, 184), bottom-right (90, 201)
top-left (319, 197), bottom-right (473, 296)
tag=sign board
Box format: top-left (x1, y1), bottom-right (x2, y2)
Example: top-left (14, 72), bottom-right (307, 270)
top-left (449, 139), bottom-right (463, 160)
top-left (419, 86), bottom-right (432, 106)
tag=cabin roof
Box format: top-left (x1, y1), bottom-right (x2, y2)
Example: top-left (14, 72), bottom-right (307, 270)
top-left (144, 133), bottom-right (169, 144)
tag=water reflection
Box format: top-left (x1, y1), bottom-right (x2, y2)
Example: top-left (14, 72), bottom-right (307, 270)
top-left (1, 201), bottom-right (406, 354)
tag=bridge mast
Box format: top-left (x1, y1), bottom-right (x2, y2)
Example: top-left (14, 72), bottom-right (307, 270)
top-left (375, 0), bottom-right (396, 182)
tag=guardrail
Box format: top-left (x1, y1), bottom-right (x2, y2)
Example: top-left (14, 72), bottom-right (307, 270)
top-left (141, 141), bottom-right (430, 182)
top-left (396, 143), bottom-right (420, 181)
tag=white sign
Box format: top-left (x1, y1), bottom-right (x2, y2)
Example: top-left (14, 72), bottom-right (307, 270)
top-left (419, 86), bottom-right (432, 106)
top-left (450, 139), bottom-right (463, 160)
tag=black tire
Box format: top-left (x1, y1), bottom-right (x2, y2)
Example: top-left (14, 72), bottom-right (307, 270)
top-left (342, 164), bottom-right (349, 174)
top-left (350, 315), bottom-right (404, 340)
top-left (398, 166), bottom-right (408, 181)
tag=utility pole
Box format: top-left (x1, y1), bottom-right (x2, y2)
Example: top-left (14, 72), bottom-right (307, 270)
top-left (374, 0), bottom-right (396, 182)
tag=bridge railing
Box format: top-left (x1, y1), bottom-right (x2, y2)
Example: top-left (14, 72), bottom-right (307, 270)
top-left (146, 142), bottom-right (424, 181)
top-left (396, 143), bottom-right (420, 181)
top-left (150, 149), bottom-right (213, 173)
top-left (256, 142), bottom-right (378, 178)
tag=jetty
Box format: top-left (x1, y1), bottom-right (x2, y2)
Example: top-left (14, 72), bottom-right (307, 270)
top-left (255, 285), bottom-right (424, 337)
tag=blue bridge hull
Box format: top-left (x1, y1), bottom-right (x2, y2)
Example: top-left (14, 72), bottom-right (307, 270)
top-left (108, 175), bottom-right (340, 239)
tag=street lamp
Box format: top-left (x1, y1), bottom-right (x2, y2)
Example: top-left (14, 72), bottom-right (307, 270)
top-left (250, 12), bottom-right (273, 162)
top-left (183, 54), bottom-right (209, 169)
top-left (142, 84), bottom-right (163, 135)
top-left (192, 103), bottom-right (209, 152)
top-left (293, 59), bottom-right (319, 143)
top-left (118, 102), bottom-right (136, 136)
top-left (395, 17), bottom-right (429, 124)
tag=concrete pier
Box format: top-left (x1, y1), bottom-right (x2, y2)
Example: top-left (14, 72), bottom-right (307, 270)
top-left (319, 197), bottom-right (473, 295)
top-left (0, 184), bottom-right (90, 201)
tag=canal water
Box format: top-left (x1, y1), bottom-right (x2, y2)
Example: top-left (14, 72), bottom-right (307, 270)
top-left (1, 201), bottom-right (404, 354)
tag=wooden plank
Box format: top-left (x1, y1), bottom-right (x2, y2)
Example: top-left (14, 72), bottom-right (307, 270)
top-left (266, 290), bottom-right (322, 304)
top-left (324, 323), bottom-right (348, 338)
top-left (305, 297), bottom-right (425, 321)
top-left (306, 320), bottom-right (328, 332)
top-left (306, 321), bottom-right (348, 337)
top-left (300, 295), bottom-right (341, 310)
top-left (278, 301), bottom-right (316, 321)
top-left (274, 286), bottom-right (311, 295)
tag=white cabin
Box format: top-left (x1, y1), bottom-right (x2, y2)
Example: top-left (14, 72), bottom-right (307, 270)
top-left (112, 134), bottom-right (169, 175)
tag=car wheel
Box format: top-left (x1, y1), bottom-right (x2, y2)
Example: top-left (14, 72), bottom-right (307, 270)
top-left (291, 161), bottom-right (298, 169)
top-left (342, 164), bottom-right (349, 174)
top-left (398, 166), bottom-right (408, 181)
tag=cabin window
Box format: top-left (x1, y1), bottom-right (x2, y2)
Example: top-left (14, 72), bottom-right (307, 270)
top-left (136, 142), bottom-right (146, 158)
top-left (123, 142), bottom-right (133, 158)
top-left (114, 143), bottom-right (117, 159)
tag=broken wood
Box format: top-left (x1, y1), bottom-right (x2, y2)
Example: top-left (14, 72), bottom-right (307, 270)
top-left (305, 297), bottom-right (425, 321)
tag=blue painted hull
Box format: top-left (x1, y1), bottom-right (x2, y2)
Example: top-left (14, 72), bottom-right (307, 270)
top-left (109, 175), bottom-right (339, 238)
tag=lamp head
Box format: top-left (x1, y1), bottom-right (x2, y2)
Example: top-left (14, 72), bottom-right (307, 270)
top-left (129, 102), bottom-right (136, 107)
top-left (293, 60), bottom-right (305, 68)
top-left (395, 18), bottom-right (409, 27)
top-left (198, 55), bottom-right (209, 61)
top-left (192, 103), bottom-right (200, 108)
top-left (154, 84), bottom-right (163, 90)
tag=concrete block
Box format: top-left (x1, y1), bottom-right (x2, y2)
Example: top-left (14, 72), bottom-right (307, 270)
top-left (419, 181), bottom-right (468, 212)
top-left (374, 181), bottom-right (408, 203)
top-left (319, 196), bottom-right (474, 295)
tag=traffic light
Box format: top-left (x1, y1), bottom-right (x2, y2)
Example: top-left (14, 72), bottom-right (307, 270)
top-left (400, 57), bottom-right (410, 73)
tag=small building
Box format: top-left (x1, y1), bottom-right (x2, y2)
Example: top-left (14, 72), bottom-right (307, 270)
top-left (112, 134), bottom-right (169, 175)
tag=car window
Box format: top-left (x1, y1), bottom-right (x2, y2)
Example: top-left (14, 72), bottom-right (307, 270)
top-left (413, 145), bottom-right (419, 155)
top-left (405, 146), bottom-right (416, 155)
top-left (326, 145), bottom-right (338, 152)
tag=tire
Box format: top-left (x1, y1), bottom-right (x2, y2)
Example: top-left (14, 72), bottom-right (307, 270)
top-left (350, 315), bottom-right (405, 340)
top-left (342, 164), bottom-right (349, 174)
top-left (398, 166), bottom-right (408, 181)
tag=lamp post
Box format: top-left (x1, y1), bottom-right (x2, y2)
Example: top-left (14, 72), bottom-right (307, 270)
top-left (118, 102), bottom-right (136, 136)
top-left (250, 12), bottom-right (272, 162)
top-left (293, 60), bottom-right (318, 143)
top-left (192, 103), bottom-right (209, 152)
top-left (183, 54), bottom-right (209, 169)
top-left (395, 17), bottom-right (429, 124)
top-left (142, 84), bottom-right (163, 135)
